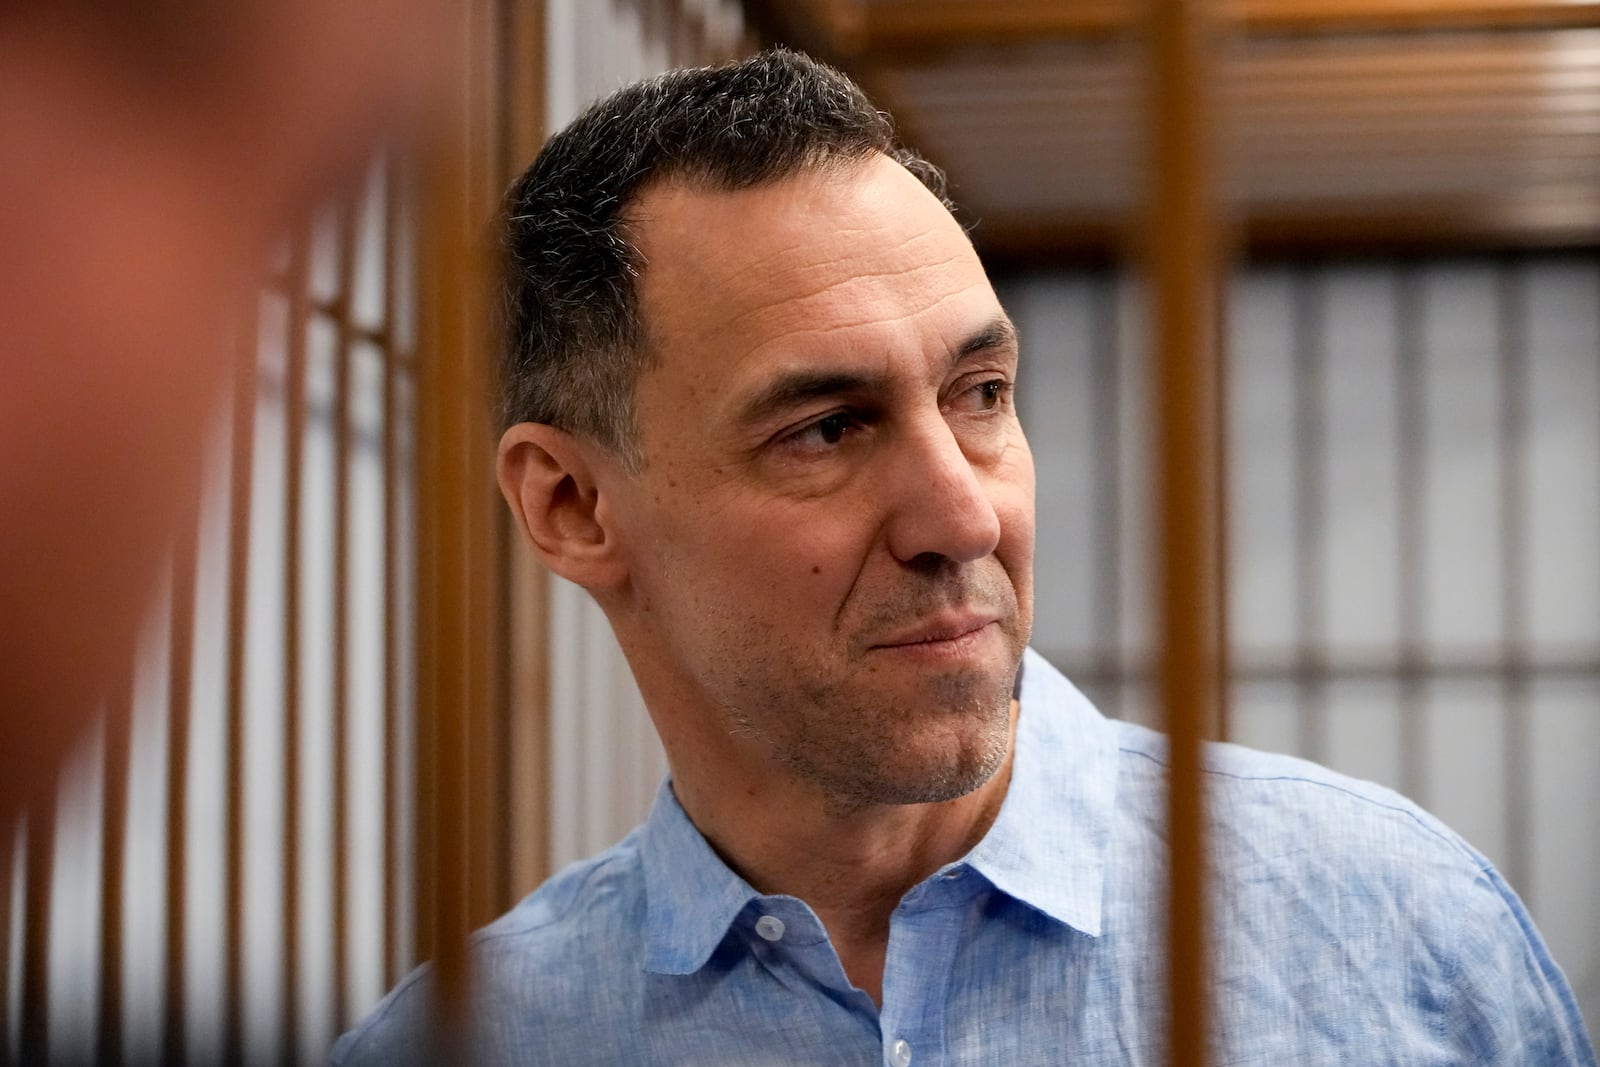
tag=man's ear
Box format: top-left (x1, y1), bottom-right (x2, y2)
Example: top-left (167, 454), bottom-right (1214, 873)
top-left (497, 422), bottom-right (629, 592)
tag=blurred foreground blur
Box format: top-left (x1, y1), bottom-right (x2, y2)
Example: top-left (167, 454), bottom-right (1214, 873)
top-left (0, 0), bottom-right (449, 825)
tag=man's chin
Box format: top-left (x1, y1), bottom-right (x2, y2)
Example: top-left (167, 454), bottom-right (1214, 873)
top-left (806, 701), bottom-right (1015, 815)
top-left (820, 743), bottom-right (1008, 815)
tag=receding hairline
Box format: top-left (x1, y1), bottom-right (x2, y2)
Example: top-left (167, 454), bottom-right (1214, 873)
top-left (619, 148), bottom-right (924, 255)
top-left (614, 148), bottom-right (963, 360)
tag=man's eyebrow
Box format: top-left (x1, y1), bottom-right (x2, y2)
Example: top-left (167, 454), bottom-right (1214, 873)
top-left (953, 317), bottom-right (1019, 363)
top-left (736, 370), bottom-right (878, 428)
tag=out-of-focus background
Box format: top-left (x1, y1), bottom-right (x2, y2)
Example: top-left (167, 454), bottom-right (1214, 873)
top-left (5, 1), bottom-right (1596, 1063)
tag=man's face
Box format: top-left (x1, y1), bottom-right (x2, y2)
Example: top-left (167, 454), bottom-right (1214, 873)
top-left (607, 154), bottom-right (1035, 811)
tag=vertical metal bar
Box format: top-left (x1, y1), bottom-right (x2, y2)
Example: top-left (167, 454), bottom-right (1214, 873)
top-left (416, 69), bottom-right (463, 1067)
top-left (1092, 272), bottom-right (1125, 718)
top-left (1212, 278), bottom-right (1233, 744)
top-left (281, 230), bottom-right (311, 1067)
top-left (414, 203), bottom-right (466, 1053)
top-left (502, 0), bottom-right (552, 902)
top-left (467, 0), bottom-right (501, 918)
top-left (486, 0), bottom-right (553, 924)
top-left (20, 806), bottom-right (53, 1064)
top-left (222, 299), bottom-right (259, 1067)
top-left (1147, 0), bottom-right (1222, 1064)
top-left (468, 378), bottom-right (498, 933)
top-left (468, 396), bottom-right (499, 924)
top-left (414, 0), bottom-right (494, 1049)
top-left (164, 506), bottom-right (200, 1065)
top-left (1293, 266), bottom-right (1328, 764)
top-left (490, 0), bottom-right (519, 920)
top-left (1395, 265), bottom-right (1428, 804)
top-left (381, 154), bottom-right (405, 990)
top-left (412, 173), bottom-right (441, 990)
top-left (332, 192), bottom-right (360, 1032)
top-left (99, 680), bottom-right (133, 1067)
top-left (491, 518), bottom-right (515, 912)
top-left (1496, 256), bottom-right (1531, 898)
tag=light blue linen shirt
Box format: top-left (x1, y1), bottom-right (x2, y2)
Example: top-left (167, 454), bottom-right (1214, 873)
top-left (333, 649), bottom-right (1595, 1065)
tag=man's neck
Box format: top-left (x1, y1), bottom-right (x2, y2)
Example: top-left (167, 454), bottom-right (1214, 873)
top-left (666, 699), bottom-right (1020, 1006)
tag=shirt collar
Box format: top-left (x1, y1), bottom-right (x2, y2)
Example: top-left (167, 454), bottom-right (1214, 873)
top-left (637, 647), bottom-right (1119, 972)
top-left (639, 777), bottom-right (761, 974)
top-left (963, 647), bottom-right (1117, 938)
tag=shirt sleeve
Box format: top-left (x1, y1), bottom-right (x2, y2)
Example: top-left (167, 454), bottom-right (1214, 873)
top-left (1445, 859), bottom-right (1597, 1065)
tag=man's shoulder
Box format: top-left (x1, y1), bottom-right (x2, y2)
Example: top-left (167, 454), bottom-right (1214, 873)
top-left (1099, 721), bottom-right (1594, 1062)
top-left (331, 832), bottom-right (649, 1065)
top-left (473, 840), bottom-right (649, 992)
top-left (478, 830), bottom-right (649, 953)
top-left (1109, 716), bottom-right (1482, 871)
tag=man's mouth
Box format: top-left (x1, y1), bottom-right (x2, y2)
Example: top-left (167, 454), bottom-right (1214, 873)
top-left (870, 610), bottom-right (1000, 651)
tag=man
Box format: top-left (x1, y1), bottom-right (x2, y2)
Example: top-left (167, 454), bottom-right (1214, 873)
top-left (335, 50), bottom-right (1594, 1065)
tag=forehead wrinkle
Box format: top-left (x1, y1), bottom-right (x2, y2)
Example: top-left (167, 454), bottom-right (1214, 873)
top-left (714, 244), bottom-right (975, 337)
top-left (719, 268), bottom-right (990, 365)
top-left (718, 212), bottom-right (950, 278)
top-left (723, 255), bottom-right (992, 348)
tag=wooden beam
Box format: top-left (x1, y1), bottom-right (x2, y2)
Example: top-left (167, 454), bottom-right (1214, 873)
top-left (857, 0), bottom-right (1600, 53)
top-left (741, 0), bottom-right (866, 56)
top-left (971, 196), bottom-right (1600, 263)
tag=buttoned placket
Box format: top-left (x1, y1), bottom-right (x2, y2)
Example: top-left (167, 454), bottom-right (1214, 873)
top-left (877, 863), bottom-right (983, 1067)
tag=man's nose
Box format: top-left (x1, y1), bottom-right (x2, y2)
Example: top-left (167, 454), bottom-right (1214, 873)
top-left (883, 416), bottom-right (1002, 566)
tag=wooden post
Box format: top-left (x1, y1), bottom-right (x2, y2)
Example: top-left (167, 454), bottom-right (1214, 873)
top-left (1145, 1), bottom-right (1226, 1065)
top-left (413, 0), bottom-right (497, 1052)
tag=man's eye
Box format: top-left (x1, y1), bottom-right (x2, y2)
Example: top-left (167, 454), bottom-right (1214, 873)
top-left (954, 378), bottom-right (1010, 413)
top-left (783, 411), bottom-right (861, 453)
top-left (813, 412), bottom-right (853, 444)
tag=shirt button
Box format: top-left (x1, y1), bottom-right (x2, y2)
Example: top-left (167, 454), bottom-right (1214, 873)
top-left (754, 915), bottom-right (786, 942)
top-left (889, 1038), bottom-right (912, 1067)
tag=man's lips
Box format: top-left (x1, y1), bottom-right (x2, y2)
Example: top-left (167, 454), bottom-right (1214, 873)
top-left (870, 611), bottom-right (1000, 650)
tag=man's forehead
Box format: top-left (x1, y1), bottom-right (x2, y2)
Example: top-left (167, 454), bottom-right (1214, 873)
top-left (629, 162), bottom-right (885, 277)
top-left (629, 157), bottom-right (988, 348)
